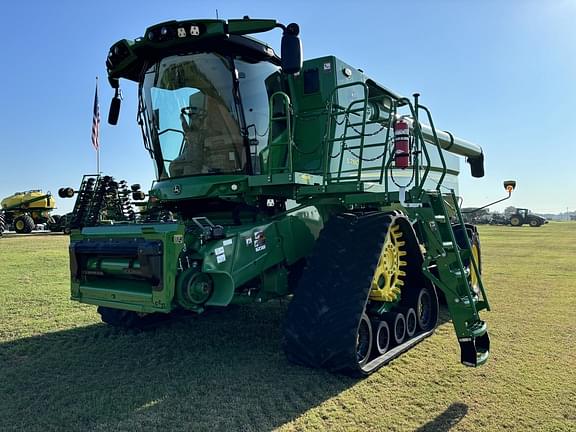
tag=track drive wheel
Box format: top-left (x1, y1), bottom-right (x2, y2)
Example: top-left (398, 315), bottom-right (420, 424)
top-left (97, 306), bottom-right (146, 328)
top-left (369, 223), bottom-right (407, 302)
top-left (14, 215), bottom-right (35, 234)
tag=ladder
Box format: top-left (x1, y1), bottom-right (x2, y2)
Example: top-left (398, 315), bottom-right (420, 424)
top-left (266, 92), bottom-right (294, 176)
top-left (420, 190), bottom-right (491, 367)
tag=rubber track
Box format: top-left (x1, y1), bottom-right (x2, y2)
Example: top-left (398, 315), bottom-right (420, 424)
top-left (283, 211), bottom-right (438, 376)
top-left (282, 212), bottom-right (389, 375)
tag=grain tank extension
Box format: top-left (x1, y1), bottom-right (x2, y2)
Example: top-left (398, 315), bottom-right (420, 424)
top-left (63, 18), bottom-right (494, 376)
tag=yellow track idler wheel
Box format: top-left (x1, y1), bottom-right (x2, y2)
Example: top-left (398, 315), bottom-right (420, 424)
top-left (369, 222), bottom-right (407, 303)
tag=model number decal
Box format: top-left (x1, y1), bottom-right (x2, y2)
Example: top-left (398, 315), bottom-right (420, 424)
top-left (254, 230), bottom-right (267, 252)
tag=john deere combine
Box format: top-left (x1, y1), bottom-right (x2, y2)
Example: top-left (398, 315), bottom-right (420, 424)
top-left (62, 18), bottom-right (496, 376)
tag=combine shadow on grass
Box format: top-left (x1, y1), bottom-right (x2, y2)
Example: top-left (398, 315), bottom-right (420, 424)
top-left (0, 302), bottom-right (354, 432)
top-left (415, 402), bottom-right (468, 432)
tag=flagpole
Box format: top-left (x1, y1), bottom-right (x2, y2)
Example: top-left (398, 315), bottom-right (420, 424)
top-left (92, 76), bottom-right (101, 175)
top-left (96, 76), bottom-right (100, 174)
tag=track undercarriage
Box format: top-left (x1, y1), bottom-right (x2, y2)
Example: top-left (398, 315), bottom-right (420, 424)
top-left (283, 212), bottom-right (439, 376)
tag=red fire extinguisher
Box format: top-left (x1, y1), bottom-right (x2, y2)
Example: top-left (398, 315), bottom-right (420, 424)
top-left (393, 118), bottom-right (410, 169)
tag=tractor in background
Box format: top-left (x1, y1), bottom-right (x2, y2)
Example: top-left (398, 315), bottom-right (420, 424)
top-left (509, 208), bottom-right (547, 227)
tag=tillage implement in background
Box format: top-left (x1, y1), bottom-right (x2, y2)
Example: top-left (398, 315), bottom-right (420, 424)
top-left (61, 18), bottom-right (515, 376)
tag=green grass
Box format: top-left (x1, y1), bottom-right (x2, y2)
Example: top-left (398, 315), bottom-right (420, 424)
top-left (1, 223), bottom-right (575, 431)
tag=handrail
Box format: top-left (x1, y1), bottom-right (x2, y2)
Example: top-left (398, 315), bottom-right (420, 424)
top-left (418, 104), bottom-right (448, 191)
top-left (323, 82), bottom-right (405, 187)
top-left (323, 82), bottom-right (368, 184)
top-left (267, 91), bottom-right (294, 176)
top-left (320, 85), bottom-right (462, 197)
top-left (397, 97), bottom-right (432, 196)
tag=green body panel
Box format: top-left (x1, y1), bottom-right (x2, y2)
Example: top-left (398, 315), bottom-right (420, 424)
top-left (149, 175), bottom-right (249, 201)
top-left (70, 210), bottom-right (317, 313)
top-left (70, 224), bottom-right (185, 312)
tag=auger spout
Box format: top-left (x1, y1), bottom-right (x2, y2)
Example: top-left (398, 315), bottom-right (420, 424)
top-left (419, 123), bottom-right (485, 178)
top-left (420, 124), bottom-right (482, 159)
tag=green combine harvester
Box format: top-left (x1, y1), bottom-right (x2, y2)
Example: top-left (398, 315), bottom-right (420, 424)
top-left (62, 18), bottom-right (506, 376)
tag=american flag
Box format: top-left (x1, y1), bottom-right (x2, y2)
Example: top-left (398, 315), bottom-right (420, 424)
top-left (91, 81), bottom-right (100, 151)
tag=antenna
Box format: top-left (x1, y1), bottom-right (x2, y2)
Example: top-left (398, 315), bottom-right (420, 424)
top-left (216, 9), bottom-right (219, 19)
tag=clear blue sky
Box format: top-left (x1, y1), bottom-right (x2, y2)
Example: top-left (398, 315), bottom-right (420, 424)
top-left (1, 0), bottom-right (574, 214)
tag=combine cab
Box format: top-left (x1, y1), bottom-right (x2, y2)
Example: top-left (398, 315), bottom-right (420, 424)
top-left (62, 18), bottom-right (500, 375)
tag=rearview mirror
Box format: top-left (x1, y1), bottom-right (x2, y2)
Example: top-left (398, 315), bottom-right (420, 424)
top-left (503, 180), bottom-right (516, 193)
top-left (281, 23), bottom-right (302, 75)
top-left (462, 179), bottom-right (517, 214)
top-left (108, 89), bottom-right (122, 125)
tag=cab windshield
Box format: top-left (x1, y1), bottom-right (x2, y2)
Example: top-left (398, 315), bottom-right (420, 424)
top-left (140, 53), bottom-right (279, 179)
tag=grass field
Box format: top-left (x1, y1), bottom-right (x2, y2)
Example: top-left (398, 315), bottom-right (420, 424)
top-left (0, 223), bottom-right (575, 431)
